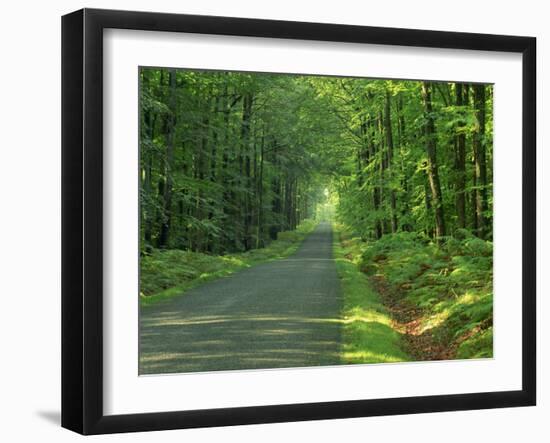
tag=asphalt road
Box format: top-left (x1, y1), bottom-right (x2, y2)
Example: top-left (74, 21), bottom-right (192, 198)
top-left (139, 222), bottom-right (342, 374)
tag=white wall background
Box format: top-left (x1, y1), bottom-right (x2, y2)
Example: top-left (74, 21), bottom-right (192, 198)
top-left (0, 0), bottom-right (545, 441)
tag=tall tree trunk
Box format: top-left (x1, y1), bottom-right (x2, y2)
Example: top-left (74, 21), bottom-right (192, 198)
top-left (471, 161), bottom-right (478, 233)
top-left (270, 142), bottom-right (282, 240)
top-left (378, 112), bottom-right (391, 235)
top-left (357, 116), bottom-right (366, 188)
top-left (421, 82), bottom-right (446, 241)
top-left (454, 83), bottom-right (467, 230)
top-left (158, 68), bottom-right (177, 248)
top-left (141, 71), bottom-right (155, 247)
top-left (284, 178), bottom-right (293, 230)
top-left (194, 99), bottom-right (211, 252)
top-left (367, 117), bottom-right (383, 239)
top-left (206, 96), bottom-right (220, 253)
top-left (293, 178), bottom-right (298, 229)
top-left (143, 149), bottom-right (153, 246)
top-left (384, 89), bottom-right (398, 233)
top-left (463, 85), bottom-right (478, 234)
top-left (397, 94), bottom-right (411, 231)
top-left (423, 179), bottom-right (434, 237)
top-left (473, 84), bottom-right (488, 239)
top-left (256, 131), bottom-right (264, 248)
top-left (220, 87), bottom-right (235, 253)
top-left (240, 93), bottom-right (253, 250)
top-left (357, 117), bottom-right (369, 230)
top-left (210, 96), bottom-right (220, 182)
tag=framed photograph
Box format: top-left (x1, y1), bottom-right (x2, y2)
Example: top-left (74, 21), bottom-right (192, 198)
top-left (62, 8), bottom-right (536, 435)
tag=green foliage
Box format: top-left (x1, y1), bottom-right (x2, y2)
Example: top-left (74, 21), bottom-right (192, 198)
top-left (139, 67), bottom-right (494, 362)
top-left (357, 232), bottom-right (493, 359)
top-left (140, 68), bottom-right (331, 255)
top-left (457, 327), bottom-right (493, 359)
top-left (330, 81), bottom-right (493, 243)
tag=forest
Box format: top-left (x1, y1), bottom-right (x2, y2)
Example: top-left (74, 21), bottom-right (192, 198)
top-left (139, 66), bottom-right (493, 366)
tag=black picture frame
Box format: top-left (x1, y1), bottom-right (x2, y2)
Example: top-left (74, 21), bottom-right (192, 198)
top-left (61, 8), bottom-right (536, 435)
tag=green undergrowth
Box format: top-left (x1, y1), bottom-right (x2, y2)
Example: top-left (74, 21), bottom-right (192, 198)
top-left (354, 228), bottom-right (493, 360)
top-left (333, 226), bottom-right (410, 364)
top-left (140, 220), bottom-right (318, 306)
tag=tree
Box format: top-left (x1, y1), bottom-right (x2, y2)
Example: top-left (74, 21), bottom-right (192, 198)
top-left (421, 82), bottom-right (446, 240)
top-left (157, 69), bottom-right (177, 249)
top-left (139, 68), bottom-right (493, 255)
top-left (473, 84), bottom-right (488, 239)
top-left (454, 83), bottom-right (467, 230)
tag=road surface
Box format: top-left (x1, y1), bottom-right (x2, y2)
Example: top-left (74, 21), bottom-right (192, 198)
top-left (139, 222), bottom-right (342, 374)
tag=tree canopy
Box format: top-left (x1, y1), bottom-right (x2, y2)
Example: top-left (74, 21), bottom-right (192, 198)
top-left (139, 67), bottom-right (493, 254)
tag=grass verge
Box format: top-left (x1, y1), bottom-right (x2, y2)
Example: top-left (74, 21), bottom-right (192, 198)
top-left (140, 220), bottom-right (318, 306)
top-left (333, 224), bottom-right (410, 364)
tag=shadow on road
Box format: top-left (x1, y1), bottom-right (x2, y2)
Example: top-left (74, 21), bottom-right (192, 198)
top-left (140, 222), bottom-right (343, 375)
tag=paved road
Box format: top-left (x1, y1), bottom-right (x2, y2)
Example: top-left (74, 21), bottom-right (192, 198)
top-left (139, 222), bottom-right (342, 374)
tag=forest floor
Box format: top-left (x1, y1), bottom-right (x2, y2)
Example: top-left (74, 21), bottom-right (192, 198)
top-left (139, 222), bottom-right (342, 374)
top-left (139, 222), bottom-right (492, 374)
top-left (338, 226), bottom-right (493, 361)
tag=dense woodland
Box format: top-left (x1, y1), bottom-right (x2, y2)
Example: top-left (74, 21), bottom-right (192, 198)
top-left (139, 68), bottom-right (494, 362)
top-left (140, 67), bottom-right (492, 252)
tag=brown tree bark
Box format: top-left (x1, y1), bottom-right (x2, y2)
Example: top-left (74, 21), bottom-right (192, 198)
top-left (473, 84), bottom-right (488, 239)
top-left (255, 130), bottom-right (265, 249)
top-left (421, 82), bottom-right (446, 241)
top-left (384, 89), bottom-right (398, 233)
top-left (454, 83), bottom-right (467, 230)
top-left (367, 117), bottom-right (383, 239)
top-left (141, 70), bottom-right (155, 247)
top-left (396, 94), bottom-right (411, 231)
top-left (158, 68), bottom-right (177, 248)
top-left (240, 93), bottom-right (254, 250)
